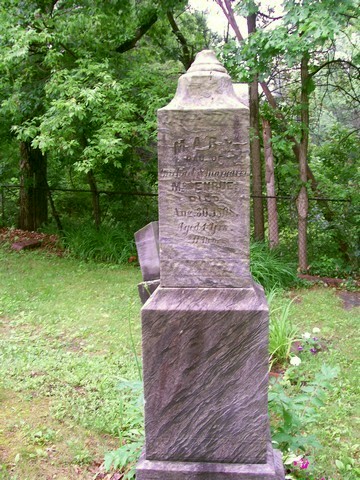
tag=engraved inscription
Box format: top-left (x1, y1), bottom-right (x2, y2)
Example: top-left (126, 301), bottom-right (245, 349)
top-left (175, 206), bottom-right (235, 218)
top-left (158, 107), bottom-right (250, 287)
top-left (165, 132), bottom-right (249, 249)
top-left (160, 168), bottom-right (249, 178)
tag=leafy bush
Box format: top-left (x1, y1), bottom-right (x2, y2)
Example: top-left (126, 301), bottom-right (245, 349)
top-left (61, 221), bottom-right (137, 263)
top-left (268, 289), bottom-right (298, 367)
top-left (269, 365), bottom-right (339, 472)
top-left (250, 242), bottom-right (297, 292)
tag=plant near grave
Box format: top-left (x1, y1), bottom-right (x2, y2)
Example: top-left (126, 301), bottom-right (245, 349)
top-left (296, 328), bottom-right (323, 357)
top-left (104, 304), bottom-right (144, 479)
top-left (268, 289), bottom-right (298, 368)
top-left (250, 243), bottom-right (297, 292)
top-left (104, 379), bottom-right (144, 480)
top-left (61, 221), bottom-right (137, 264)
top-left (269, 364), bottom-right (339, 479)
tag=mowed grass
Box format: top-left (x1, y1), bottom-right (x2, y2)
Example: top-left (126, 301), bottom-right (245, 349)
top-left (0, 247), bottom-right (359, 479)
top-left (281, 287), bottom-right (360, 479)
top-left (0, 247), bottom-right (142, 479)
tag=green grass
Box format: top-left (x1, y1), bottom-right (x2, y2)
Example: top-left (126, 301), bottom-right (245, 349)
top-left (277, 287), bottom-right (360, 479)
top-left (0, 247), bottom-right (358, 479)
top-left (0, 247), bottom-right (142, 479)
top-left (268, 289), bottom-right (298, 367)
top-left (250, 242), bottom-right (297, 292)
top-left (60, 222), bottom-right (137, 264)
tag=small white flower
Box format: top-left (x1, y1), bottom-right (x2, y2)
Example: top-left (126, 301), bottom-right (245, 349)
top-left (290, 356), bottom-right (301, 366)
top-left (302, 332), bottom-right (311, 339)
top-left (312, 327), bottom-right (321, 334)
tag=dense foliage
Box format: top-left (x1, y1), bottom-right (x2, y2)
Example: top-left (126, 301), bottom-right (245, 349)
top-left (218, 0), bottom-right (359, 275)
top-left (0, 0), bottom-right (359, 276)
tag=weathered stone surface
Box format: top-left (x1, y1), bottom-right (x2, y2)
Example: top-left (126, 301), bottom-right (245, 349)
top-left (142, 284), bottom-right (269, 464)
top-left (137, 446), bottom-right (285, 480)
top-left (233, 83), bottom-right (249, 108)
top-left (135, 222), bottom-right (160, 282)
top-left (138, 279), bottom-right (160, 305)
top-left (11, 239), bottom-right (42, 251)
top-left (136, 49), bottom-right (285, 480)
top-left (158, 51), bottom-right (251, 288)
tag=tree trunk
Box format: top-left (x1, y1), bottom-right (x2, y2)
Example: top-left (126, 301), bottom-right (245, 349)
top-left (262, 118), bottom-right (279, 249)
top-left (19, 141), bottom-right (48, 230)
top-left (247, 12), bottom-right (265, 241)
top-left (87, 170), bottom-right (101, 229)
top-left (297, 55), bottom-right (310, 271)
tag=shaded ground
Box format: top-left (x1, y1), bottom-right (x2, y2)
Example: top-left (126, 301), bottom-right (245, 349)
top-left (298, 273), bottom-right (359, 288)
top-left (0, 228), bottom-right (63, 255)
top-left (337, 290), bottom-right (360, 310)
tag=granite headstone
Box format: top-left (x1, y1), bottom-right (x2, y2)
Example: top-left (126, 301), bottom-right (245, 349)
top-left (134, 221), bottom-right (160, 282)
top-left (136, 50), bottom-right (285, 480)
top-left (135, 222), bottom-right (161, 304)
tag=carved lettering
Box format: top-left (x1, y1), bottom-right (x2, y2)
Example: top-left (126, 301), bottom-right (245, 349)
top-left (193, 137), bottom-right (201, 148)
top-left (190, 235), bottom-right (219, 245)
top-left (179, 221), bottom-right (228, 237)
top-left (160, 168), bottom-right (249, 178)
top-left (174, 139), bottom-right (185, 154)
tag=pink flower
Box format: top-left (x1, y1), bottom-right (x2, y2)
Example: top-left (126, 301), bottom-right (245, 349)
top-left (300, 458), bottom-right (310, 469)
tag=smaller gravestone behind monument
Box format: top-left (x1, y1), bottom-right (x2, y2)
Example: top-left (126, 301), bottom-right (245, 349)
top-left (135, 221), bottom-right (160, 304)
top-left (134, 221), bottom-right (160, 281)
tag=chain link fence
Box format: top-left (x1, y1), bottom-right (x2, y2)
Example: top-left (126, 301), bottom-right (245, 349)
top-left (256, 194), bottom-right (357, 274)
top-left (1, 185), bottom-right (357, 273)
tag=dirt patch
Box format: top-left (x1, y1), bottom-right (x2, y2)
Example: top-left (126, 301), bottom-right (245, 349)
top-left (0, 228), bottom-right (64, 256)
top-left (0, 389), bottom-right (121, 479)
top-left (337, 290), bottom-right (360, 310)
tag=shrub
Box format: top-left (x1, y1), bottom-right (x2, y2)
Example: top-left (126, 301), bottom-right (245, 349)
top-left (61, 221), bottom-right (136, 263)
top-left (250, 242), bottom-right (297, 292)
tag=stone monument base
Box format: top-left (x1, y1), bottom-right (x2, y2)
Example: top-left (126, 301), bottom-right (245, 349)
top-left (136, 445), bottom-right (285, 480)
top-left (141, 284), bottom-right (272, 463)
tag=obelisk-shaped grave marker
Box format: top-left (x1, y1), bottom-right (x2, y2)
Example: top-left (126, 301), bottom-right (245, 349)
top-left (136, 50), bottom-right (285, 480)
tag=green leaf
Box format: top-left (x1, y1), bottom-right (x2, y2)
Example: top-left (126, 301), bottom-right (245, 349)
top-left (335, 459), bottom-right (345, 470)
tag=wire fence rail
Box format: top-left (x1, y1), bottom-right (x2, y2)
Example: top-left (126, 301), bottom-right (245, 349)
top-left (1, 184), bottom-right (356, 274)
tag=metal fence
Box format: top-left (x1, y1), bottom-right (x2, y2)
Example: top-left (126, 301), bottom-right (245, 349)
top-left (1, 184), bottom-right (356, 272)
top-left (0, 185), bottom-right (159, 232)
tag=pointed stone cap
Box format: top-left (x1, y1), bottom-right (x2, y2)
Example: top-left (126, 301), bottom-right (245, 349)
top-left (187, 50), bottom-right (227, 74)
top-left (161, 50), bottom-right (247, 110)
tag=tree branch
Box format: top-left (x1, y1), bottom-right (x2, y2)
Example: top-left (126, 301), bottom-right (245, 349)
top-left (310, 58), bottom-right (360, 78)
top-left (116, 10), bottom-right (158, 53)
top-left (215, 0), bottom-right (245, 41)
top-left (166, 11), bottom-right (193, 70)
top-left (258, 12), bottom-right (283, 21)
top-left (339, 128), bottom-right (360, 143)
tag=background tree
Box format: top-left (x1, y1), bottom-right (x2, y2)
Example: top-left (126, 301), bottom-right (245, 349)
top-left (217, 0), bottom-right (359, 271)
top-left (0, 0), bottom-right (209, 230)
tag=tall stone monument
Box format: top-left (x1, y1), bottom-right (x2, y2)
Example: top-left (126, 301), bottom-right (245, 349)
top-left (136, 50), bottom-right (285, 480)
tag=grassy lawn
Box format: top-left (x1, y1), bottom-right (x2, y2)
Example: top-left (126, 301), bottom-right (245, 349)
top-left (0, 248), bottom-right (142, 479)
top-left (281, 287), bottom-right (360, 479)
top-left (0, 247), bottom-right (359, 479)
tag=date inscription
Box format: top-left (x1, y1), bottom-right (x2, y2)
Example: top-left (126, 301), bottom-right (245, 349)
top-left (162, 133), bottom-right (249, 247)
